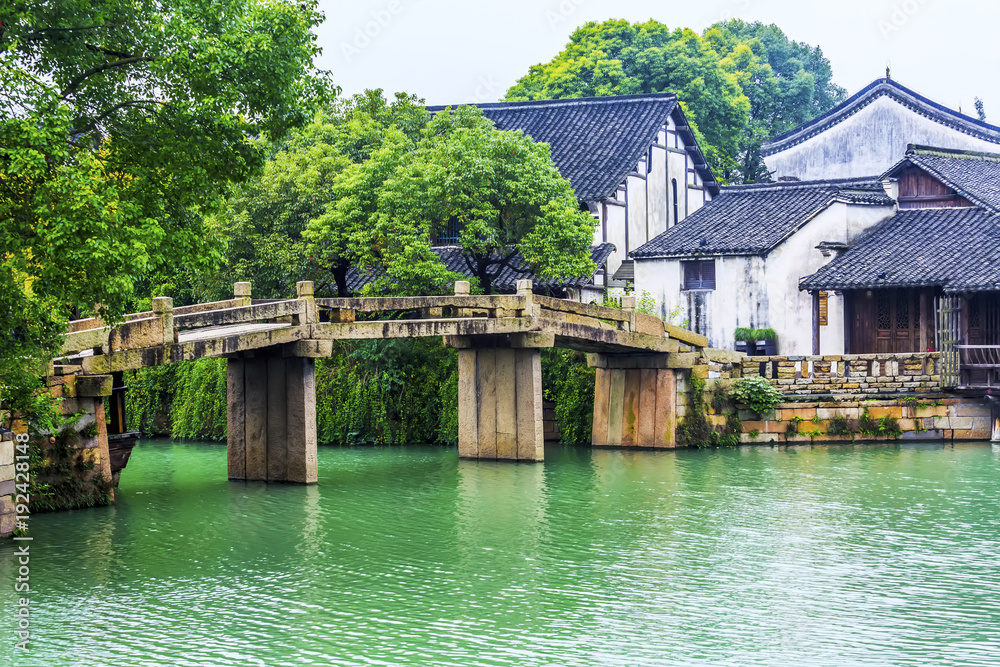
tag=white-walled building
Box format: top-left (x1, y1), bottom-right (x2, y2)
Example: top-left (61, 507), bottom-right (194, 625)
top-left (763, 78), bottom-right (1000, 182)
top-left (631, 178), bottom-right (897, 353)
top-left (428, 94), bottom-right (720, 295)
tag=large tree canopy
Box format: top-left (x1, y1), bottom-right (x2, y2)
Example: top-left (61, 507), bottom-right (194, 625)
top-left (506, 18), bottom-right (845, 182)
top-left (706, 20), bottom-right (846, 181)
top-left (0, 0), bottom-right (329, 415)
top-left (305, 101), bottom-right (596, 296)
top-left (211, 90), bottom-right (429, 300)
top-left (505, 20), bottom-right (750, 175)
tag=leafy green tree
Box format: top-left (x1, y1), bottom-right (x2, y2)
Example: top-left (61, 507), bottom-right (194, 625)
top-left (209, 91), bottom-right (429, 299)
top-left (0, 0), bottom-right (329, 417)
top-left (505, 20), bottom-right (751, 174)
top-left (312, 105), bottom-right (597, 295)
top-left (705, 20), bottom-right (846, 181)
top-left (506, 18), bottom-right (844, 183)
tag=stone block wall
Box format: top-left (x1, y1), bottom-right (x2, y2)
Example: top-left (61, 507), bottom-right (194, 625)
top-left (702, 395), bottom-right (991, 444)
top-left (1, 430), bottom-right (14, 538)
top-left (741, 353), bottom-right (941, 396)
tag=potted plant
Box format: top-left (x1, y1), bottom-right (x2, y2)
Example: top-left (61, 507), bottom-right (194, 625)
top-left (734, 327), bottom-right (754, 355)
top-left (753, 328), bottom-right (778, 356)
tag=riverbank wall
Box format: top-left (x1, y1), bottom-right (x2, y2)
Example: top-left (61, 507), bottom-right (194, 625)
top-left (0, 373), bottom-right (116, 540)
top-left (676, 352), bottom-right (993, 444)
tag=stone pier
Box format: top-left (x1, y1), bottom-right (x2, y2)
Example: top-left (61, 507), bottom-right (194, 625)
top-left (226, 281), bottom-right (323, 484)
top-left (588, 354), bottom-right (678, 448)
top-left (449, 280), bottom-right (547, 462)
top-left (227, 350), bottom-right (321, 483)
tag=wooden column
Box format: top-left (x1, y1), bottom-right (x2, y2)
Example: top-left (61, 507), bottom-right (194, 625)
top-left (812, 291), bottom-right (821, 356)
top-left (589, 355), bottom-right (677, 448)
top-left (457, 347), bottom-right (544, 462)
top-left (919, 292), bottom-right (930, 353)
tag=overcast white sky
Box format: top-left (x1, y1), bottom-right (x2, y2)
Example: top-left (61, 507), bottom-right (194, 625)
top-left (314, 0), bottom-right (1000, 121)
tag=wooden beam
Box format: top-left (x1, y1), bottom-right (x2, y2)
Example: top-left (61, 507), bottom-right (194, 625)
top-left (813, 291), bottom-right (821, 356)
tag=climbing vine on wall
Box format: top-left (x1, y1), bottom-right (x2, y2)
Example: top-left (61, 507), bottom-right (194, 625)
top-left (124, 340), bottom-right (460, 446)
top-left (541, 349), bottom-right (595, 444)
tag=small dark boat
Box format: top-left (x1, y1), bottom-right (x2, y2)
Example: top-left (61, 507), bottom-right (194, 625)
top-left (107, 432), bottom-right (139, 485)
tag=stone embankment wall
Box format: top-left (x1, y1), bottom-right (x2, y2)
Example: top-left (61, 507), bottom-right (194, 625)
top-left (741, 353), bottom-right (940, 395)
top-left (1, 431), bottom-right (14, 537)
top-left (673, 352), bottom-right (993, 444)
top-left (1, 373), bottom-right (115, 540)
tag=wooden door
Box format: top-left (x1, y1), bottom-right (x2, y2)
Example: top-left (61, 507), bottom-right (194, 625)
top-left (852, 289), bottom-right (923, 354)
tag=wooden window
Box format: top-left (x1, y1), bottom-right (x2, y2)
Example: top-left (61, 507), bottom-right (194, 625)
top-left (683, 260), bottom-right (716, 290)
top-left (819, 292), bottom-right (829, 326)
top-left (672, 179), bottom-right (679, 224)
top-left (434, 218), bottom-right (463, 246)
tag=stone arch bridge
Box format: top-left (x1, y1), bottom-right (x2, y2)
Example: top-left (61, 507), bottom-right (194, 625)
top-left (56, 280), bottom-right (737, 484)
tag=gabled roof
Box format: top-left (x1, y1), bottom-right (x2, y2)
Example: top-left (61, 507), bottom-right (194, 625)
top-left (631, 177), bottom-right (895, 259)
top-left (346, 244), bottom-right (616, 295)
top-left (800, 208), bottom-right (1000, 293)
top-left (426, 94), bottom-right (719, 202)
top-left (884, 145), bottom-right (1000, 214)
top-left (763, 79), bottom-right (1000, 157)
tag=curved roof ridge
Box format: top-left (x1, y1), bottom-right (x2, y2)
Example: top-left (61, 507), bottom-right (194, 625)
top-left (427, 92), bottom-right (679, 112)
top-left (722, 176), bottom-right (885, 192)
top-left (762, 78), bottom-right (1000, 156)
top-left (426, 94), bottom-right (718, 201)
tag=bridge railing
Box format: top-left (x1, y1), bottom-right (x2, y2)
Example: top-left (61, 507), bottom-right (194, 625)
top-left (59, 279), bottom-right (711, 360)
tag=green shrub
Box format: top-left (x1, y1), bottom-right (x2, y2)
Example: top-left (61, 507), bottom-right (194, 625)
top-left (828, 413), bottom-right (853, 437)
top-left (676, 376), bottom-right (743, 448)
top-left (734, 327), bottom-right (755, 343)
top-left (125, 339), bottom-right (460, 445)
top-left (541, 349), bottom-right (595, 444)
top-left (752, 327), bottom-right (778, 342)
top-left (729, 375), bottom-right (782, 415)
top-left (858, 408), bottom-right (902, 439)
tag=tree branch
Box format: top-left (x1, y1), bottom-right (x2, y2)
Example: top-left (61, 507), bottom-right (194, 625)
top-left (85, 43), bottom-right (134, 60)
top-left (76, 98), bottom-right (167, 135)
top-left (60, 54), bottom-right (155, 100)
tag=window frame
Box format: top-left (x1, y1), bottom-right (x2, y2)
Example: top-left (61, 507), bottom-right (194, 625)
top-left (682, 259), bottom-right (716, 291)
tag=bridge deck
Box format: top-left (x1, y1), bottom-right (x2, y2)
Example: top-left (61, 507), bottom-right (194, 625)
top-left (56, 281), bottom-right (710, 374)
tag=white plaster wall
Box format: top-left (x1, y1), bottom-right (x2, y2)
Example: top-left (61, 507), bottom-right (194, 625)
top-left (666, 151), bottom-right (688, 226)
top-left (647, 144), bottom-right (668, 239)
top-left (765, 96), bottom-right (1000, 181)
top-left (634, 202), bottom-right (896, 353)
top-left (626, 172), bottom-right (646, 262)
top-left (603, 198), bottom-right (627, 277)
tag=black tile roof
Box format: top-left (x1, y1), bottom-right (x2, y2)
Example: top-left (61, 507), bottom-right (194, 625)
top-left (763, 79), bottom-right (1000, 157)
top-left (345, 243), bottom-right (616, 295)
top-left (800, 208), bottom-right (1000, 293)
top-left (426, 94), bottom-right (719, 202)
top-left (885, 145), bottom-right (1000, 214)
top-left (631, 177), bottom-right (895, 259)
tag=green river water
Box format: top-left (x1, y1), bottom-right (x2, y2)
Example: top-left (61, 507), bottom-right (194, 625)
top-left (2, 439), bottom-right (999, 666)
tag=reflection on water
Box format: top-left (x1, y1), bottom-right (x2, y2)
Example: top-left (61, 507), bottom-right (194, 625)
top-left (2, 440), bottom-right (999, 666)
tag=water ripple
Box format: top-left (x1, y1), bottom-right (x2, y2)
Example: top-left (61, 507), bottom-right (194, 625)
top-left (1, 441), bottom-right (998, 666)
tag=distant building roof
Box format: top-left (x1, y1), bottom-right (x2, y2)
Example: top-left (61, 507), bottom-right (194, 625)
top-left (426, 94), bottom-right (719, 202)
top-left (631, 177), bottom-right (895, 259)
top-left (346, 243), bottom-right (616, 295)
top-left (884, 145), bottom-right (1000, 214)
top-left (763, 79), bottom-right (1000, 157)
top-left (800, 208), bottom-right (1000, 293)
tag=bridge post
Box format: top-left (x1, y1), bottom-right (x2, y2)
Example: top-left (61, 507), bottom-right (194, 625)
top-left (458, 346), bottom-right (545, 462)
top-left (589, 354), bottom-right (677, 448)
top-left (452, 279), bottom-right (547, 462)
top-left (227, 346), bottom-right (319, 484)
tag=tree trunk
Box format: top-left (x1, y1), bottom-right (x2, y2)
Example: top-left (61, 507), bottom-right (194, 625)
top-left (332, 261), bottom-right (350, 298)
